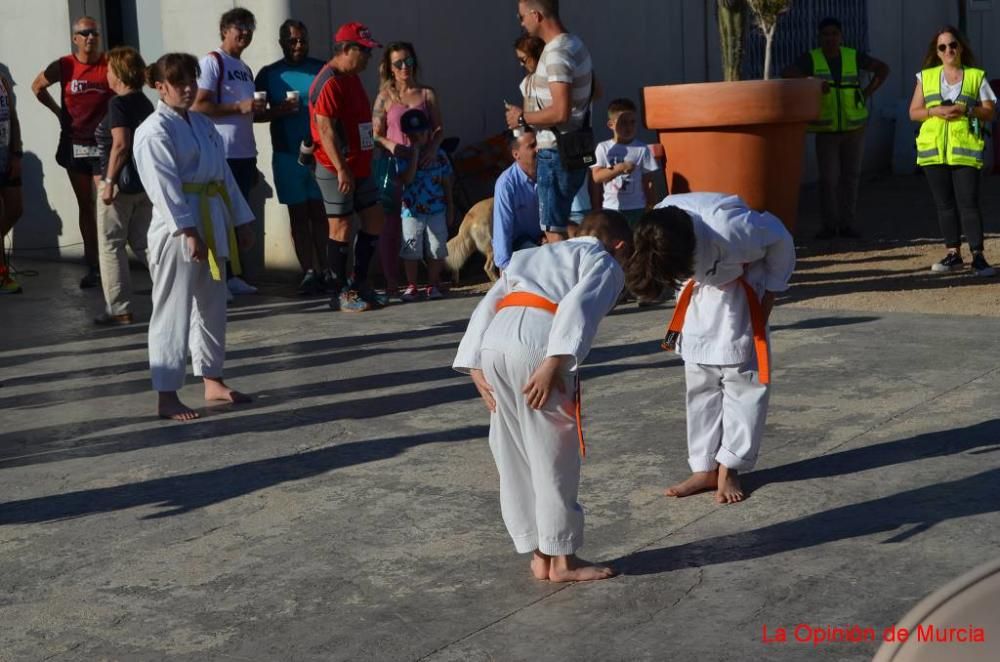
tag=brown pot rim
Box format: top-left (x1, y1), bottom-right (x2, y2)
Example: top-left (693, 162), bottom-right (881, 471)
top-left (643, 78), bottom-right (823, 130)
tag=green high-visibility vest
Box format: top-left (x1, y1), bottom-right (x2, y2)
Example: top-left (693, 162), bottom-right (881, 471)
top-left (808, 47), bottom-right (869, 133)
top-left (916, 65), bottom-right (986, 168)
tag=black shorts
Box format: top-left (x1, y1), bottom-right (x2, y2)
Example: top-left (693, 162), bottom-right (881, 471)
top-left (56, 138), bottom-right (101, 176)
top-left (314, 165), bottom-right (378, 217)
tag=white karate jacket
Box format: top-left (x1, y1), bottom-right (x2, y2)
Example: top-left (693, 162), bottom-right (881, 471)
top-left (133, 100), bottom-right (254, 264)
top-left (453, 237), bottom-right (624, 374)
top-left (658, 193), bottom-right (796, 365)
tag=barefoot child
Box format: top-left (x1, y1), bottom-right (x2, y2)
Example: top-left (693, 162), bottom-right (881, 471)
top-left (626, 193), bottom-right (795, 503)
top-left (133, 53), bottom-right (256, 421)
top-left (453, 210), bottom-right (632, 582)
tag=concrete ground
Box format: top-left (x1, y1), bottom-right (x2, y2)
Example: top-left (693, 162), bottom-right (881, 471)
top-left (2, 178), bottom-right (1000, 661)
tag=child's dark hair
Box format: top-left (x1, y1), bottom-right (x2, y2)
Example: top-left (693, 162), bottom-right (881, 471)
top-left (145, 53), bottom-right (200, 89)
top-left (625, 206), bottom-right (696, 300)
top-left (578, 209), bottom-right (634, 256)
top-left (607, 97), bottom-right (637, 118)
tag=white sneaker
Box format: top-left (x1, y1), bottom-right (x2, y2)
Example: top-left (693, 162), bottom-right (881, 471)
top-left (227, 276), bottom-right (258, 295)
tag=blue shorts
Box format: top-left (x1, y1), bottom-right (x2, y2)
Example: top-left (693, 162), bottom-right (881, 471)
top-left (273, 151), bottom-right (322, 206)
top-left (537, 148), bottom-right (587, 233)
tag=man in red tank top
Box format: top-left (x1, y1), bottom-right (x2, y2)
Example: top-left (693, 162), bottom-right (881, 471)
top-left (31, 16), bottom-right (113, 289)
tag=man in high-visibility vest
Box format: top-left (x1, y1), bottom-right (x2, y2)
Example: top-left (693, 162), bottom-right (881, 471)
top-left (784, 17), bottom-right (889, 240)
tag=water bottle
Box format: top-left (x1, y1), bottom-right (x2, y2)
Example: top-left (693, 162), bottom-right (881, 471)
top-left (298, 138), bottom-right (315, 168)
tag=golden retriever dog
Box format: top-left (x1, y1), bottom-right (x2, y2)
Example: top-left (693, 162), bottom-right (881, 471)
top-left (446, 197), bottom-right (496, 283)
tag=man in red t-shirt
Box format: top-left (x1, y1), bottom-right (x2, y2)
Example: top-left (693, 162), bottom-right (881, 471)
top-left (309, 22), bottom-right (385, 312)
top-left (32, 16), bottom-right (114, 289)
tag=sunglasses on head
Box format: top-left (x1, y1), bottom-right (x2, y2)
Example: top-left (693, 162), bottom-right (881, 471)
top-left (75, 29), bottom-right (99, 37)
top-left (938, 41), bottom-right (959, 52)
top-left (391, 56), bottom-right (415, 70)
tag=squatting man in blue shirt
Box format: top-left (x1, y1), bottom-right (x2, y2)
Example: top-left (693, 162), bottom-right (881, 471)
top-left (492, 127), bottom-right (541, 272)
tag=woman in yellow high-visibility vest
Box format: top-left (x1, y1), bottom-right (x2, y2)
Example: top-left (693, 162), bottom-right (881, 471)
top-left (909, 26), bottom-right (996, 276)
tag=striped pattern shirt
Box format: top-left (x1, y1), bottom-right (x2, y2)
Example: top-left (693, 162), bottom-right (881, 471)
top-left (530, 33), bottom-right (593, 149)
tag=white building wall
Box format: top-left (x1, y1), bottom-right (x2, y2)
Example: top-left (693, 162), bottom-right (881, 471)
top-left (6, 1), bottom-right (1000, 271)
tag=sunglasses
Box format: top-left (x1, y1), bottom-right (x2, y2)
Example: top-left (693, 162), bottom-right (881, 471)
top-left (349, 43), bottom-right (372, 55)
top-left (517, 56), bottom-right (528, 65)
top-left (284, 37), bottom-right (308, 45)
top-left (75, 29), bottom-right (99, 37)
top-left (938, 41), bottom-right (959, 52)
top-left (391, 56), bottom-right (415, 70)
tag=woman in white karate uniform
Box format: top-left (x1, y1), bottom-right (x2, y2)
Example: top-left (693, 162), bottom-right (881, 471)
top-left (133, 53), bottom-right (255, 421)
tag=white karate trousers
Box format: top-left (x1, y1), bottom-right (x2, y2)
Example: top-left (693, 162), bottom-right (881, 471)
top-left (684, 360), bottom-right (769, 473)
top-left (148, 233), bottom-right (228, 392)
top-left (481, 348), bottom-right (583, 556)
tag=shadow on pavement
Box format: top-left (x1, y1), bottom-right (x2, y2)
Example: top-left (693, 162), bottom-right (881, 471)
top-left (0, 425), bottom-right (489, 524)
top-left (617, 420), bottom-right (1000, 575)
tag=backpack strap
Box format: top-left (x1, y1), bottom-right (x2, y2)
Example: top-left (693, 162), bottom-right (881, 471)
top-left (208, 51), bottom-right (224, 102)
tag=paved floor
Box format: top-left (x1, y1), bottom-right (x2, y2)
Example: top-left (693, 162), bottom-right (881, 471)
top-left (2, 251), bottom-right (999, 661)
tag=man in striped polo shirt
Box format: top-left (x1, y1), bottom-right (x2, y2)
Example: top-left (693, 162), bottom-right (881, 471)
top-left (507, 0), bottom-right (593, 244)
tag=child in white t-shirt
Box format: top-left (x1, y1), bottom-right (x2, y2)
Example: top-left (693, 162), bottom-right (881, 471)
top-left (591, 98), bottom-right (660, 227)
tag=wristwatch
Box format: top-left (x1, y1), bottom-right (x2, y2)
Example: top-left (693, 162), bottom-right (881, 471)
top-left (518, 113), bottom-right (526, 127)
top-left (966, 103), bottom-right (977, 118)
top-left (102, 177), bottom-right (115, 187)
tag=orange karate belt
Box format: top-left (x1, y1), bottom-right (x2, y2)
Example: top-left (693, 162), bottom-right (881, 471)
top-left (661, 277), bottom-right (771, 385)
top-left (496, 291), bottom-right (587, 458)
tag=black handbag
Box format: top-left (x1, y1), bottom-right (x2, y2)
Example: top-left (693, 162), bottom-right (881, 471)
top-left (553, 72), bottom-right (596, 170)
top-left (118, 158), bottom-right (145, 195)
top-left (554, 118), bottom-right (596, 170)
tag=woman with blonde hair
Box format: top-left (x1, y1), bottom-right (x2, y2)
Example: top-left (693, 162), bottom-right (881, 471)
top-left (371, 42), bottom-right (443, 299)
top-left (909, 26), bottom-right (996, 276)
top-left (93, 46), bottom-right (155, 324)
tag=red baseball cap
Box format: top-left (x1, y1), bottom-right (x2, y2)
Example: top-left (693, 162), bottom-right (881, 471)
top-left (334, 22), bottom-right (382, 48)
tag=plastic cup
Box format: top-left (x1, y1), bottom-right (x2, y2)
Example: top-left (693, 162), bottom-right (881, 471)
top-left (286, 90), bottom-right (300, 102)
top-left (254, 91), bottom-right (267, 102)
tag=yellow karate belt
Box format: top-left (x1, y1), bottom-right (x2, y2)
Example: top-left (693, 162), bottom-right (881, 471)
top-left (181, 181), bottom-right (242, 281)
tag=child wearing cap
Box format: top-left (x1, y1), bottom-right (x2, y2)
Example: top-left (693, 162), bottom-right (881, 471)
top-left (394, 108), bottom-right (453, 300)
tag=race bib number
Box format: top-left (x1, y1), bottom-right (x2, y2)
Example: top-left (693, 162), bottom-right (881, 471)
top-left (359, 122), bottom-right (374, 151)
top-left (72, 143), bottom-right (100, 159)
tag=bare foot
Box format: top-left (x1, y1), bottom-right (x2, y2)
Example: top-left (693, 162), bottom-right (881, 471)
top-left (548, 554), bottom-right (617, 583)
top-left (203, 377), bottom-right (252, 404)
top-left (530, 550), bottom-right (550, 581)
top-left (157, 392), bottom-right (200, 421)
top-left (665, 470), bottom-right (718, 498)
top-left (716, 465), bottom-right (744, 504)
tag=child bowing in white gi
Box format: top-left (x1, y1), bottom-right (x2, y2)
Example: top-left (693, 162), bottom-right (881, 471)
top-left (454, 210), bottom-right (632, 582)
top-left (627, 193), bottom-right (795, 504)
top-left (133, 53), bottom-right (255, 421)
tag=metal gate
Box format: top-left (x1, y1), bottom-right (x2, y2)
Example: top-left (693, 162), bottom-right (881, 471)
top-left (742, 0), bottom-right (870, 79)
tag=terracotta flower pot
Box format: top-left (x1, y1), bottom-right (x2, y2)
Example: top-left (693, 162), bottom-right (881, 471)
top-left (643, 78), bottom-right (823, 232)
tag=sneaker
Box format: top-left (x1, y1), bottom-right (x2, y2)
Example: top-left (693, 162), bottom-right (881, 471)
top-left (426, 286), bottom-right (444, 300)
top-left (971, 253), bottom-right (996, 277)
top-left (0, 274), bottom-right (22, 294)
top-left (297, 270), bottom-right (321, 295)
top-left (931, 252), bottom-right (964, 273)
top-left (815, 227), bottom-right (837, 240)
top-left (79, 267), bottom-right (100, 289)
top-left (323, 270), bottom-right (342, 294)
top-left (837, 226), bottom-right (861, 239)
top-left (94, 311), bottom-right (134, 326)
top-left (338, 289), bottom-right (373, 312)
top-left (400, 284), bottom-right (421, 302)
top-left (358, 285), bottom-right (389, 308)
top-left (227, 276), bottom-right (258, 295)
